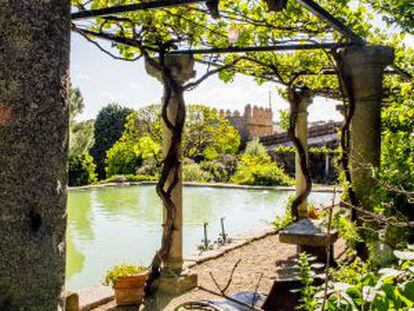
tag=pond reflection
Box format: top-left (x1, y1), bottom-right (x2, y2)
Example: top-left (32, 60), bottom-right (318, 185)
top-left (66, 185), bottom-right (332, 290)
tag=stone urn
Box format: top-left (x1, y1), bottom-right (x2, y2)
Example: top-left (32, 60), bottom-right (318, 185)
top-left (113, 272), bottom-right (148, 306)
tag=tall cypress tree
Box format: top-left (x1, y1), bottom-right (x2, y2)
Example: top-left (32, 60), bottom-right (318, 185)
top-left (90, 103), bottom-right (133, 180)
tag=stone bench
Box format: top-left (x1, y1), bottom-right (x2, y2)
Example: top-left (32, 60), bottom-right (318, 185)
top-left (279, 219), bottom-right (338, 263)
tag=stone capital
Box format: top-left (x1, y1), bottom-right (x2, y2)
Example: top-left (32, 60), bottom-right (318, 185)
top-left (340, 45), bottom-right (394, 70)
top-left (288, 88), bottom-right (313, 113)
top-left (145, 54), bottom-right (196, 85)
top-left (340, 45), bottom-right (394, 103)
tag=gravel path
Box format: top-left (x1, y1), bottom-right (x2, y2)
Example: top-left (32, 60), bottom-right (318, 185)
top-left (92, 233), bottom-right (345, 310)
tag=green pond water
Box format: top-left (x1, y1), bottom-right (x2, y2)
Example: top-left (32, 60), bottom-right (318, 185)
top-left (66, 185), bottom-right (332, 290)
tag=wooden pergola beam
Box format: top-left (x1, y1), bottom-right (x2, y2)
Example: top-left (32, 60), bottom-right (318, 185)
top-left (295, 0), bottom-right (365, 45)
top-left (71, 0), bottom-right (206, 20)
top-left (74, 27), bottom-right (354, 55)
top-left (167, 42), bottom-right (353, 55)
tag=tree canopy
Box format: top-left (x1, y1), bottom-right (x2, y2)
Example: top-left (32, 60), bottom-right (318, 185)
top-left (72, 0), bottom-right (412, 101)
top-left (121, 104), bottom-right (241, 161)
top-left (90, 103), bottom-right (133, 179)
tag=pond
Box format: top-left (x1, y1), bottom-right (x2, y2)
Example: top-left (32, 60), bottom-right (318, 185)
top-left (66, 184), bottom-right (333, 290)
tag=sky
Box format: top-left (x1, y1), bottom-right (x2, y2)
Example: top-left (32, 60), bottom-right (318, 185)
top-left (71, 33), bottom-right (343, 123)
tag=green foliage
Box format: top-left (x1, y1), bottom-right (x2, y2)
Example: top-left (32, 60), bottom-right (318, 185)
top-left (332, 209), bottom-right (363, 250)
top-left (279, 109), bottom-right (290, 131)
top-left (272, 194), bottom-right (295, 229)
top-left (318, 246), bottom-right (414, 310)
top-left (122, 104), bottom-right (241, 161)
top-left (182, 158), bottom-right (212, 182)
top-left (200, 154), bottom-right (238, 183)
top-left (104, 264), bottom-right (147, 287)
top-left (70, 120), bottom-right (95, 157)
top-left (296, 252), bottom-right (318, 311)
top-left (90, 103), bottom-right (133, 180)
top-left (68, 87), bottom-right (97, 187)
top-left (69, 153), bottom-right (97, 186)
top-left (232, 139), bottom-right (293, 186)
top-left (69, 87), bottom-right (84, 124)
top-left (105, 136), bottom-right (159, 177)
top-left (124, 174), bottom-right (159, 182)
top-left (185, 105), bottom-right (240, 160)
top-left (273, 146), bottom-right (339, 154)
top-left (367, 0), bottom-right (414, 33)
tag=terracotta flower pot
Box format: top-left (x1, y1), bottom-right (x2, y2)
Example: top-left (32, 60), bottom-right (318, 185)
top-left (113, 271), bottom-right (148, 306)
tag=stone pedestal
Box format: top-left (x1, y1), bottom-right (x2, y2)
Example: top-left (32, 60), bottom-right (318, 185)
top-left (157, 271), bottom-right (198, 295)
top-left (279, 219), bottom-right (338, 263)
top-left (340, 46), bottom-right (394, 210)
top-left (145, 55), bottom-right (197, 293)
top-left (290, 91), bottom-right (313, 219)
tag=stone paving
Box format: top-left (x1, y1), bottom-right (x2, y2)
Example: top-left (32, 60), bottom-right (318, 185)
top-left (89, 233), bottom-right (346, 311)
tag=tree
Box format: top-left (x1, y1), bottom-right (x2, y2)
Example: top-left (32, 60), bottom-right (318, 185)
top-left (90, 103), bottom-right (133, 180)
top-left (69, 88), bottom-right (94, 157)
top-left (231, 139), bottom-right (293, 186)
top-left (105, 136), bottom-right (160, 177)
top-left (365, 0), bottom-right (414, 34)
top-left (68, 88), bottom-right (96, 186)
top-left (70, 120), bottom-right (95, 157)
top-left (122, 104), bottom-right (240, 161)
top-left (70, 87), bottom-right (84, 125)
top-left (69, 153), bottom-right (97, 186)
top-left (0, 1), bottom-right (70, 309)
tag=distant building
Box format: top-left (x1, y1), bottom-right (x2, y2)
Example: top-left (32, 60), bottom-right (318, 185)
top-left (221, 104), bottom-right (273, 144)
top-left (260, 121), bottom-right (341, 150)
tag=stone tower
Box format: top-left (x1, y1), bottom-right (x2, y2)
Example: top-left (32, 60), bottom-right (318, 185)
top-left (225, 104), bottom-right (273, 143)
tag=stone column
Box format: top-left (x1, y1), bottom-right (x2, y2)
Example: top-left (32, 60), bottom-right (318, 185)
top-left (0, 1), bottom-right (70, 310)
top-left (145, 55), bottom-right (197, 294)
top-left (324, 153), bottom-right (330, 180)
top-left (340, 46), bottom-right (394, 209)
top-left (294, 93), bottom-right (313, 219)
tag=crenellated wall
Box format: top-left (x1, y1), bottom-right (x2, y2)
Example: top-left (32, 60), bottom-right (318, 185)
top-left (222, 104), bottom-right (273, 143)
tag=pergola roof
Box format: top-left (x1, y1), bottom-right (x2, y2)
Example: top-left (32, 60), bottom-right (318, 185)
top-left (71, 0), bottom-right (409, 96)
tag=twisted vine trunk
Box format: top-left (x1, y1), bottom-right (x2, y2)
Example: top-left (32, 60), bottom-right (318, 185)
top-left (145, 56), bottom-right (186, 297)
top-left (0, 1), bottom-right (70, 309)
top-left (334, 54), bottom-right (359, 222)
top-left (287, 89), bottom-right (312, 221)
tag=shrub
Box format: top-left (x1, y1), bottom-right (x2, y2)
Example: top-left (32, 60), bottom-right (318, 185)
top-left (69, 153), bottom-right (97, 186)
top-left (124, 174), bottom-right (159, 182)
top-left (200, 154), bottom-right (238, 182)
top-left (105, 141), bottom-right (142, 177)
top-left (231, 140), bottom-right (293, 186)
top-left (314, 246), bottom-right (414, 310)
top-left (183, 159), bottom-right (212, 182)
top-left (105, 136), bottom-right (160, 178)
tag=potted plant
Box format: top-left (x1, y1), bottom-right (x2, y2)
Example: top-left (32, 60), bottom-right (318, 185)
top-left (104, 264), bottom-right (148, 306)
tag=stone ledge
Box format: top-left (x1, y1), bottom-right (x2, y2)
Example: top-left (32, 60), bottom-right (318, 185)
top-left (184, 226), bottom-right (279, 268)
top-left (78, 283), bottom-right (114, 311)
top-left (70, 181), bottom-right (340, 193)
top-left (279, 219), bottom-right (338, 247)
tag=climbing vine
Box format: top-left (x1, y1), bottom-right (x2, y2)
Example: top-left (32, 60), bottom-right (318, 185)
top-left (333, 51), bottom-right (359, 222)
top-left (142, 51), bottom-right (187, 296)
